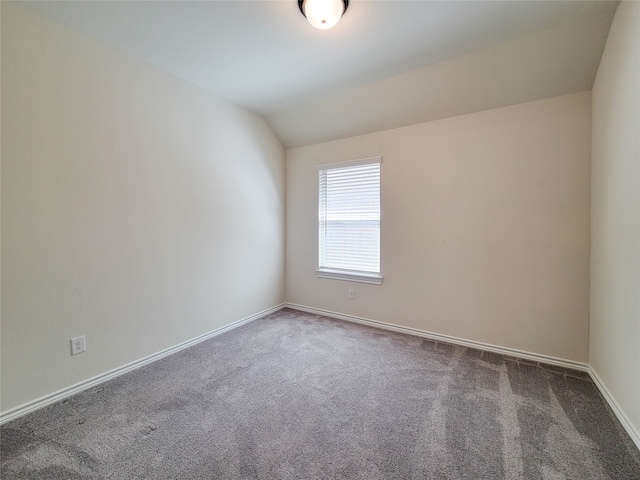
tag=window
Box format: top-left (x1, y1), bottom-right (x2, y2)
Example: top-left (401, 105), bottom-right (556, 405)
top-left (317, 157), bottom-right (382, 284)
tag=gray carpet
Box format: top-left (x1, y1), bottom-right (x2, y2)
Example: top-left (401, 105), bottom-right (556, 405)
top-left (1, 308), bottom-right (639, 479)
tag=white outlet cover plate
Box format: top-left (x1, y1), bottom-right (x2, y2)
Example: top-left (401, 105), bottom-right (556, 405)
top-left (71, 335), bottom-right (86, 355)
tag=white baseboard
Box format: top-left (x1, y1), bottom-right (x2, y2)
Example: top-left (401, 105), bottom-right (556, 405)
top-left (285, 303), bottom-right (589, 371)
top-left (285, 303), bottom-right (640, 451)
top-left (0, 303), bottom-right (286, 425)
top-left (5, 302), bottom-right (639, 453)
top-left (588, 367), bottom-right (640, 450)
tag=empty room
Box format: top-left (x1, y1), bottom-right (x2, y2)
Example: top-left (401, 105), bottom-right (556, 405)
top-left (1, 0), bottom-right (639, 478)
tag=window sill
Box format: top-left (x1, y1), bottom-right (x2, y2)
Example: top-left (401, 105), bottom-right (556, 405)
top-left (316, 269), bottom-right (383, 285)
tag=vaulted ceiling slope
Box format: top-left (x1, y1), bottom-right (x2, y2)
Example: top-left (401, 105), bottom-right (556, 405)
top-left (22, 1), bottom-right (618, 148)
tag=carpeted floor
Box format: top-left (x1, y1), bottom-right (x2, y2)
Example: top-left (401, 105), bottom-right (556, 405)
top-left (1, 308), bottom-right (639, 479)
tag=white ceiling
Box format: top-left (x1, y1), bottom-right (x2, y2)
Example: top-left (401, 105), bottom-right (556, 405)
top-left (21, 0), bottom-right (618, 148)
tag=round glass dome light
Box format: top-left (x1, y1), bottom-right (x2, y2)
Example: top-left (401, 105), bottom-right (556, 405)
top-left (299, 0), bottom-right (348, 30)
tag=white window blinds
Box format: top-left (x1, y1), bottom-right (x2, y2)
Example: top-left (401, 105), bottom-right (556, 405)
top-left (318, 157), bottom-right (381, 283)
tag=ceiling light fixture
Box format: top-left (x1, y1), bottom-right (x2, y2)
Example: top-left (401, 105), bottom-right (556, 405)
top-left (298, 0), bottom-right (349, 30)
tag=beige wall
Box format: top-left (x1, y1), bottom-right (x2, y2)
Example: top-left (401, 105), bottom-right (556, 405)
top-left (287, 92), bottom-right (592, 362)
top-left (1, 4), bottom-right (285, 412)
top-left (590, 1), bottom-right (640, 436)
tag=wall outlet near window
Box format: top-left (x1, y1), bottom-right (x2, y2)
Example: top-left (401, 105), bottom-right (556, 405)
top-left (71, 335), bottom-right (86, 355)
top-left (348, 289), bottom-right (355, 300)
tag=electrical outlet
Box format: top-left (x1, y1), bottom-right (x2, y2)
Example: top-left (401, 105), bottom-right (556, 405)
top-left (348, 288), bottom-right (355, 300)
top-left (71, 335), bottom-right (86, 355)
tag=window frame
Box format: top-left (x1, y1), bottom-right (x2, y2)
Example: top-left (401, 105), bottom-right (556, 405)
top-left (316, 156), bottom-right (383, 285)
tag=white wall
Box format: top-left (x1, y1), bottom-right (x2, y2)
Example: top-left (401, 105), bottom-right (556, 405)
top-left (1, 3), bottom-right (285, 412)
top-left (590, 1), bottom-right (640, 438)
top-left (287, 92), bottom-right (592, 362)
